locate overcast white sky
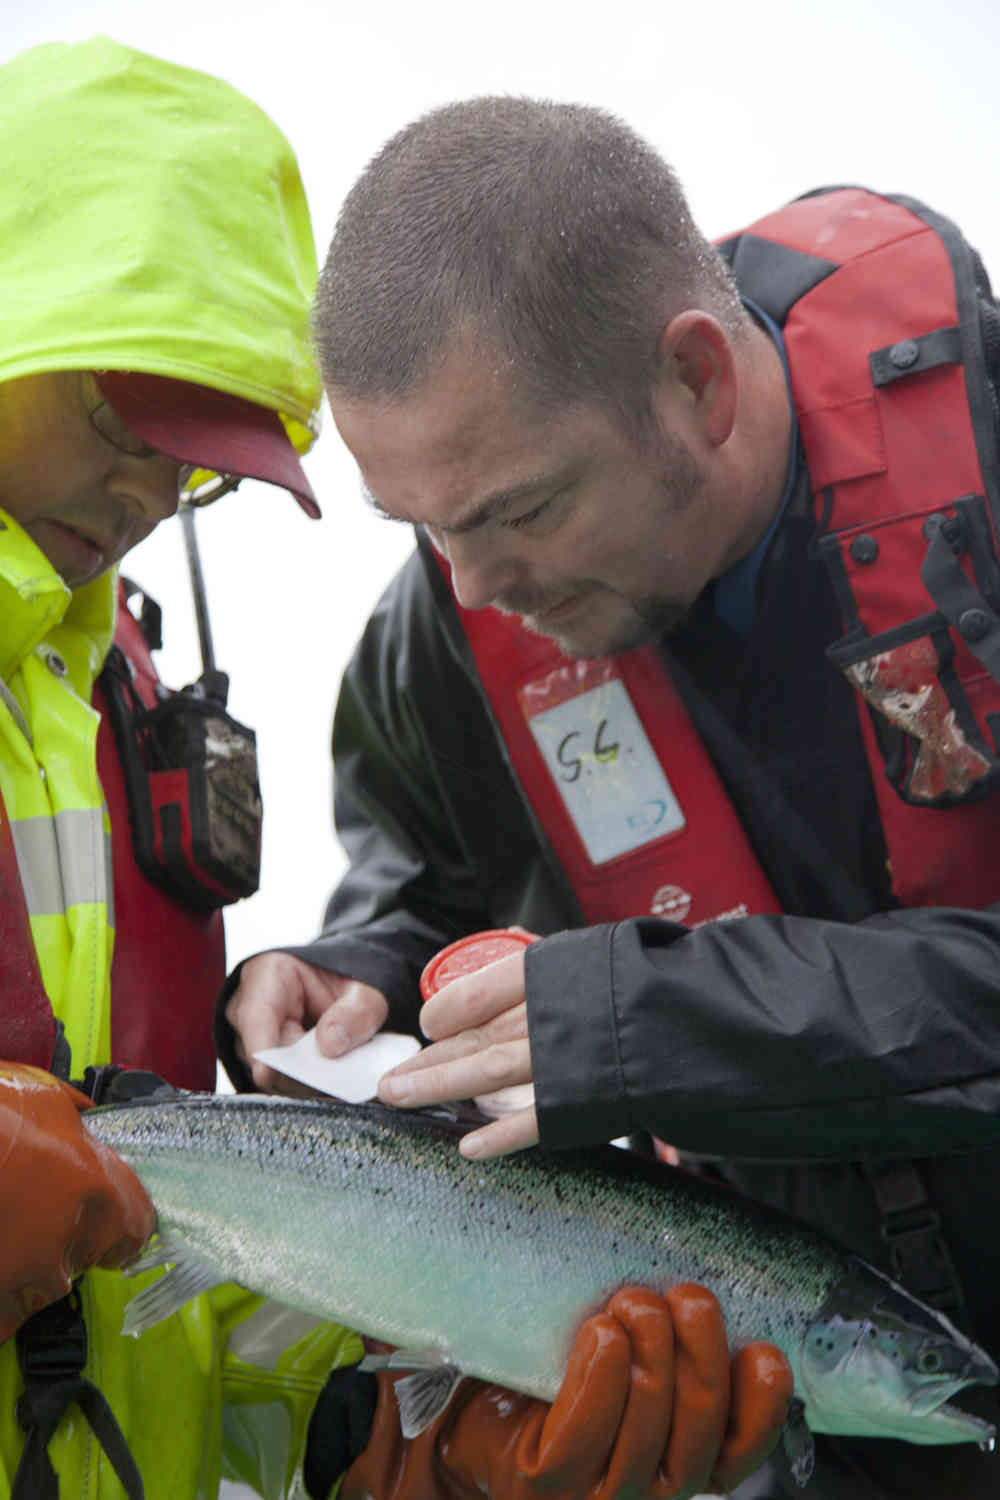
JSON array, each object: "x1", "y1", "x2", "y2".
[{"x1": 4, "y1": 0, "x2": 999, "y2": 969}]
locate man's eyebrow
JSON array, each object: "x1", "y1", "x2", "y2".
[{"x1": 360, "y1": 473, "x2": 563, "y2": 533}]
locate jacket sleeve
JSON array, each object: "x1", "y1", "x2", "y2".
[{"x1": 526, "y1": 906, "x2": 1000, "y2": 1160}]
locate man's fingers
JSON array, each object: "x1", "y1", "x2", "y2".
[
  {"x1": 379, "y1": 1037, "x2": 532, "y2": 1109},
  {"x1": 314, "y1": 983, "x2": 389, "y2": 1057},
  {"x1": 419, "y1": 951, "x2": 527, "y2": 1039},
  {"x1": 385, "y1": 1029, "x2": 486, "y2": 1078},
  {"x1": 386, "y1": 1003, "x2": 527, "y2": 1086},
  {"x1": 227, "y1": 955, "x2": 390, "y2": 1091},
  {"x1": 478, "y1": 1001, "x2": 530, "y2": 1044},
  {"x1": 458, "y1": 1106, "x2": 539, "y2": 1159},
  {"x1": 225, "y1": 953, "x2": 310, "y2": 1059}
]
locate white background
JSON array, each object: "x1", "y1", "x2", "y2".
[{"x1": 4, "y1": 0, "x2": 999, "y2": 973}]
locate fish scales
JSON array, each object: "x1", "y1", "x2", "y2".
[
  {"x1": 85, "y1": 1093, "x2": 998, "y2": 1453},
  {"x1": 87, "y1": 1094, "x2": 835, "y2": 1393}
]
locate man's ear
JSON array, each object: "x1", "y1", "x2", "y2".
[{"x1": 655, "y1": 311, "x2": 738, "y2": 449}]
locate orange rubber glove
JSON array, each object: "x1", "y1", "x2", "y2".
[
  {"x1": 0, "y1": 1062, "x2": 155, "y2": 1343},
  {"x1": 341, "y1": 1283, "x2": 793, "y2": 1500}
]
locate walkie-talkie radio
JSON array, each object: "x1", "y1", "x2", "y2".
[{"x1": 100, "y1": 504, "x2": 261, "y2": 911}]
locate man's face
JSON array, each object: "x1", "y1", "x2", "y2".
[
  {"x1": 0, "y1": 371, "x2": 183, "y2": 587},
  {"x1": 333, "y1": 344, "x2": 740, "y2": 658}
]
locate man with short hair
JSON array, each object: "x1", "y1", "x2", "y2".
[{"x1": 225, "y1": 97, "x2": 1000, "y2": 1496}]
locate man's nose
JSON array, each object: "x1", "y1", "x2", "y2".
[
  {"x1": 111, "y1": 453, "x2": 183, "y2": 525},
  {"x1": 442, "y1": 531, "x2": 522, "y2": 612}
]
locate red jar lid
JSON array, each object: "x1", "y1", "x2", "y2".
[{"x1": 420, "y1": 928, "x2": 538, "y2": 1000}]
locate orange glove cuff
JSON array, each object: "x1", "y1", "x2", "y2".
[{"x1": 0, "y1": 1062, "x2": 155, "y2": 1343}]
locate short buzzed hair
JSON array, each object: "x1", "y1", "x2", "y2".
[{"x1": 313, "y1": 96, "x2": 748, "y2": 432}]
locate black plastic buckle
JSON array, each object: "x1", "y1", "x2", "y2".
[
  {"x1": 866, "y1": 1161, "x2": 968, "y2": 1321},
  {"x1": 16, "y1": 1291, "x2": 88, "y2": 1383},
  {"x1": 885, "y1": 1225, "x2": 967, "y2": 1317}
]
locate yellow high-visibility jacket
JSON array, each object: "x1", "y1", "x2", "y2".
[{"x1": 0, "y1": 36, "x2": 363, "y2": 1500}]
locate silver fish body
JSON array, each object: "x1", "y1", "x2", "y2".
[{"x1": 85, "y1": 1094, "x2": 997, "y2": 1453}]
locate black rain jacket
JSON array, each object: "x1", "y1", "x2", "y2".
[{"x1": 217, "y1": 190, "x2": 1000, "y2": 1497}]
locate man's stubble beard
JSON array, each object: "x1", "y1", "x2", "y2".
[{"x1": 526, "y1": 420, "x2": 705, "y2": 658}]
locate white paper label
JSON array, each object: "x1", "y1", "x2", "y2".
[
  {"x1": 527, "y1": 679, "x2": 684, "y2": 864},
  {"x1": 253, "y1": 1030, "x2": 422, "y2": 1101}
]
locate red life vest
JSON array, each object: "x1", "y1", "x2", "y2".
[
  {"x1": 0, "y1": 783, "x2": 57, "y2": 1068},
  {"x1": 443, "y1": 188, "x2": 1000, "y2": 922},
  {"x1": 2, "y1": 586, "x2": 224, "y2": 1083},
  {"x1": 93, "y1": 591, "x2": 224, "y2": 1090}
]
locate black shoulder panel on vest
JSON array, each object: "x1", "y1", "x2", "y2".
[{"x1": 717, "y1": 232, "x2": 837, "y2": 327}]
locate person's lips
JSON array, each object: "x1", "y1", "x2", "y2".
[
  {"x1": 498, "y1": 590, "x2": 584, "y2": 623},
  {"x1": 515, "y1": 593, "x2": 590, "y2": 636},
  {"x1": 534, "y1": 593, "x2": 584, "y2": 623},
  {"x1": 46, "y1": 519, "x2": 108, "y2": 559},
  {"x1": 31, "y1": 518, "x2": 123, "y2": 583}
]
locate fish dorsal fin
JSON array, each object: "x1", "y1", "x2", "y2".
[
  {"x1": 121, "y1": 1235, "x2": 227, "y2": 1336},
  {"x1": 359, "y1": 1349, "x2": 465, "y2": 1437}
]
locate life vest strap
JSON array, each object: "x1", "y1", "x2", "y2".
[
  {"x1": 13, "y1": 1289, "x2": 144, "y2": 1500},
  {"x1": 861, "y1": 1161, "x2": 969, "y2": 1331}
]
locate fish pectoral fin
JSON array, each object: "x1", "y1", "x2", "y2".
[
  {"x1": 121, "y1": 1240, "x2": 226, "y2": 1337},
  {"x1": 123, "y1": 1229, "x2": 186, "y2": 1277},
  {"x1": 781, "y1": 1397, "x2": 815, "y2": 1489},
  {"x1": 358, "y1": 1350, "x2": 465, "y2": 1439}
]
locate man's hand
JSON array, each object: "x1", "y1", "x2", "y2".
[
  {"x1": 378, "y1": 950, "x2": 537, "y2": 1158},
  {"x1": 226, "y1": 952, "x2": 389, "y2": 1094},
  {"x1": 0, "y1": 1062, "x2": 155, "y2": 1343},
  {"x1": 343, "y1": 1283, "x2": 793, "y2": 1499}
]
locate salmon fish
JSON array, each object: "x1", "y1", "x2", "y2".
[{"x1": 85, "y1": 1094, "x2": 997, "y2": 1481}]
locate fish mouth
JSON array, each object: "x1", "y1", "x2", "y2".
[
  {"x1": 905, "y1": 1375, "x2": 998, "y2": 1448},
  {"x1": 909, "y1": 1376, "x2": 992, "y2": 1420},
  {"x1": 910, "y1": 1398, "x2": 997, "y2": 1449}
]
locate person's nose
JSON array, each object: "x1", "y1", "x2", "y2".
[
  {"x1": 438, "y1": 529, "x2": 522, "y2": 611},
  {"x1": 110, "y1": 453, "x2": 182, "y2": 526}
]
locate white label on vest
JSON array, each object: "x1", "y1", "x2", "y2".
[{"x1": 526, "y1": 678, "x2": 685, "y2": 864}]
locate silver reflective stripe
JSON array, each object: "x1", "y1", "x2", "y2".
[
  {"x1": 11, "y1": 808, "x2": 108, "y2": 915},
  {"x1": 0, "y1": 677, "x2": 32, "y2": 746}
]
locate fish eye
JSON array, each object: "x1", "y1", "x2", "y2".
[{"x1": 918, "y1": 1348, "x2": 943, "y2": 1374}]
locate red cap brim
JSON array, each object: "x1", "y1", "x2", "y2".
[{"x1": 95, "y1": 371, "x2": 321, "y2": 518}]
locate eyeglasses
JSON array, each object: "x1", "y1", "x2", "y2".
[
  {"x1": 82, "y1": 373, "x2": 242, "y2": 507},
  {"x1": 176, "y1": 467, "x2": 242, "y2": 507}
]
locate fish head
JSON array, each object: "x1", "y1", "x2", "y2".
[{"x1": 797, "y1": 1256, "x2": 998, "y2": 1447}]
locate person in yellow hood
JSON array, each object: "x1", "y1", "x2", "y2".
[{"x1": 0, "y1": 34, "x2": 370, "y2": 1500}]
